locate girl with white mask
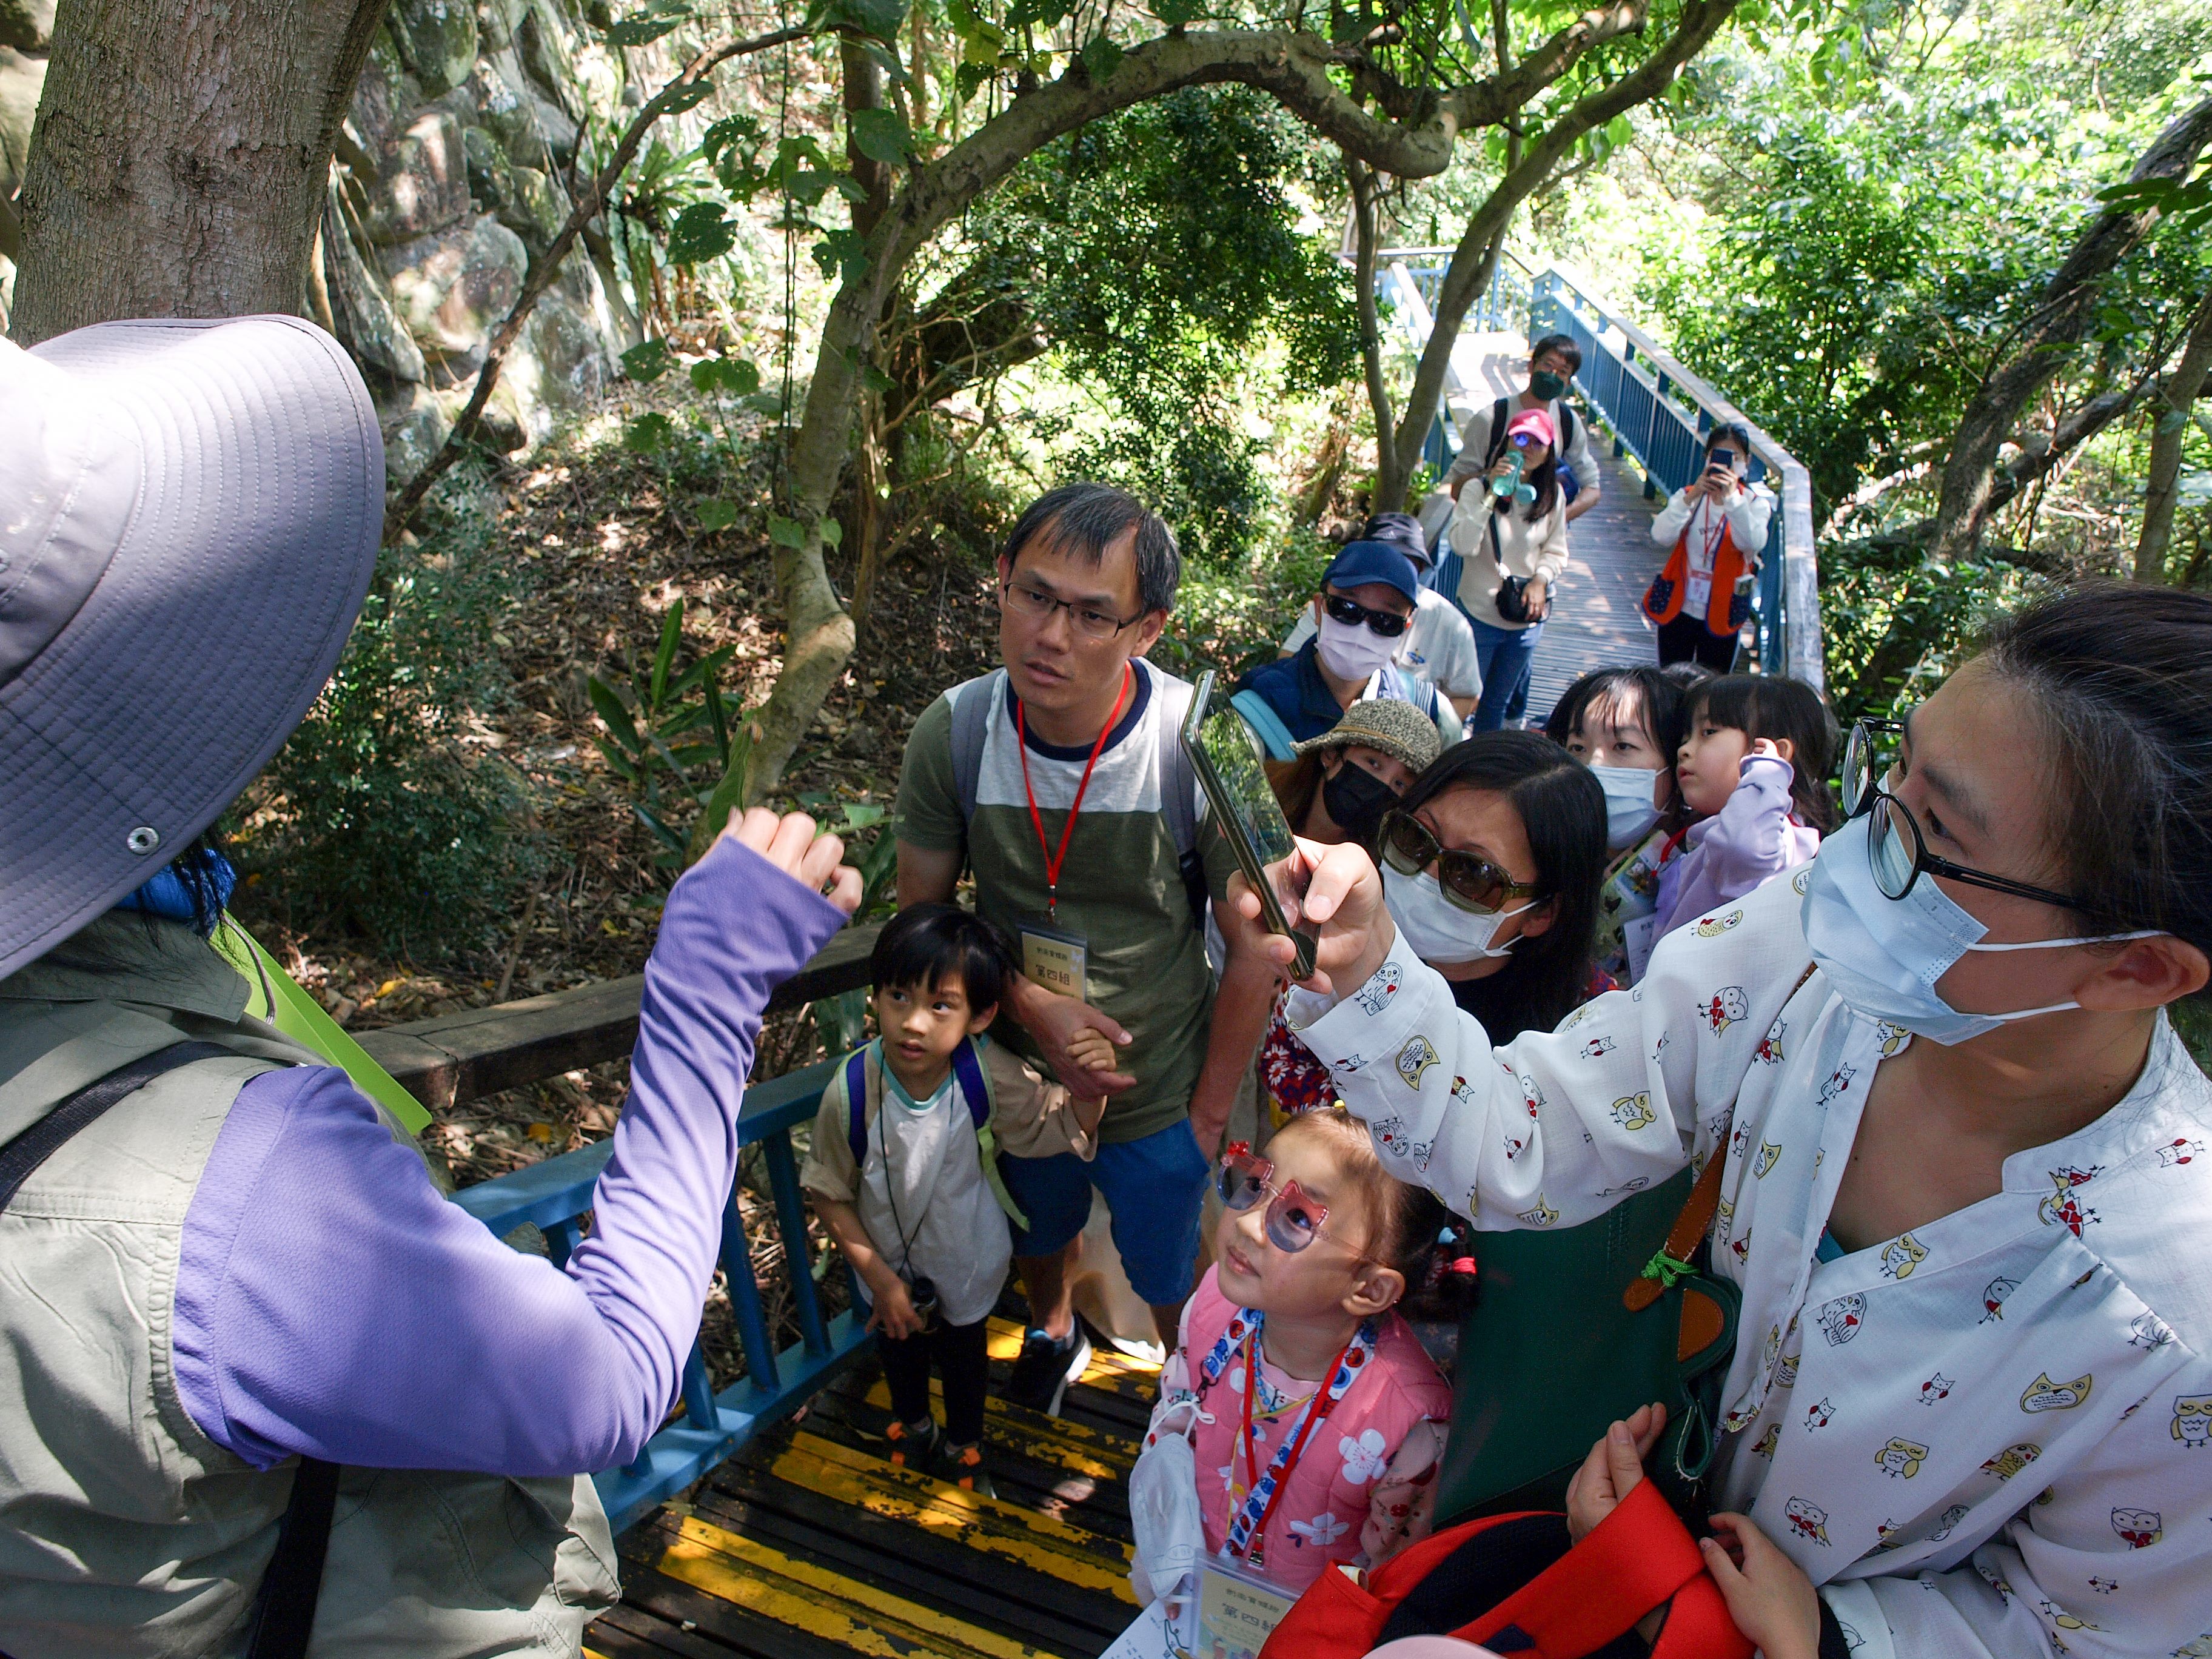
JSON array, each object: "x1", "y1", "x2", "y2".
[
  {"x1": 1372, "y1": 732, "x2": 1608, "y2": 1042},
  {"x1": 1546, "y1": 665, "x2": 1694, "y2": 987},
  {"x1": 1235, "y1": 584, "x2": 2212, "y2": 1659}
]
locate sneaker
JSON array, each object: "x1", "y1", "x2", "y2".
[
  {"x1": 1004, "y1": 1324, "x2": 1091, "y2": 1417},
  {"x1": 883, "y1": 1416, "x2": 939, "y2": 1469},
  {"x1": 941, "y1": 1441, "x2": 996, "y2": 1499}
]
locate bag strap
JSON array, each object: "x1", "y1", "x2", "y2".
[
  {"x1": 1624, "y1": 962, "x2": 1818, "y2": 1312},
  {"x1": 1155, "y1": 672, "x2": 1197, "y2": 859},
  {"x1": 1484, "y1": 396, "x2": 1510, "y2": 469},
  {"x1": 845, "y1": 1048, "x2": 871, "y2": 1170},
  {"x1": 241, "y1": 1455, "x2": 341, "y2": 1659},
  {"x1": 0, "y1": 1039, "x2": 232, "y2": 1212},
  {"x1": 1489, "y1": 511, "x2": 1507, "y2": 571},
  {"x1": 948, "y1": 1038, "x2": 990, "y2": 1133},
  {"x1": 1454, "y1": 1479, "x2": 1740, "y2": 1658},
  {"x1": 950, "y1": 675, "x2": 995, "y2": 826},
  {"x1": 1229, "y1": 688, "x2": 1301, "y2": 763}
]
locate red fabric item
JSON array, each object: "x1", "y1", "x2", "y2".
[{"x1": 1257, "y1": 1482, "x2": 1751, "y2": 1659}]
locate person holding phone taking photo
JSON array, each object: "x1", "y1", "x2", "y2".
[{"x1": 1643, "y1": 422, "x2": 1775, "y2": 671}]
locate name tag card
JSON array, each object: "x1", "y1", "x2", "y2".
[
  {"x1": 1021, "y1": 920, "x2": 1088, "y2": 1002},
  {"x1": 1196, "y1": 1559, "x2": 1295, "y2": 1659}
]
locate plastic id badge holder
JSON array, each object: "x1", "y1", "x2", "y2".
[
  {"x1": 1021, "y1": 921, "x2": 1088, "y2": 1002},
  {"x1": 1195, "y1": 1558, "x2": 1295, "y2": 1659}
]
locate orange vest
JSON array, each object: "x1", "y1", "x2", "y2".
[{"x1": 1641, "y1": 506, "x2": 1749, "y2": 639}]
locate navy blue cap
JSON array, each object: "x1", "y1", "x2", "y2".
[{"x1": 1324, "y1": 540, "x2": 1421, "y2": 603}]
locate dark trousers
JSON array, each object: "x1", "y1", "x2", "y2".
[
  {"x1": 1657, "y1": 612, "x2": 1740, "y2": 672},
  {"x1": 879, "y1": 1313, "x2": 991, "y2": 1446}
]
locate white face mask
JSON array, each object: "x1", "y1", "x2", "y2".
[
  {"x1": 1589, "y1": 764, "x2": 1663, "y2": 847},
  {"x1": 1801, "y1": 815, "x2": 2159, "y2": 1045},
  {"x1": 1315, "y1": 612, "x2": 1401, "y2": 683},
  {"x1": 1382, "y1": 863, "x2": 1535, "y2": 966}
]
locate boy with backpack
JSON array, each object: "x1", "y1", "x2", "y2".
[{"x1": 801, "y1": 904, "x2": 1112, "y2": 1492}]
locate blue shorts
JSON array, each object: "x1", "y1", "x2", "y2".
[{"x1": 997, "y1": 1119, "x2": 1210, "y2": 1307}]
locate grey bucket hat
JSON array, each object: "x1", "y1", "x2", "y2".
[
  {"x1": 1, "y1": 315, "x2": 382, "y2": 979},
  {"x1": 1289, "y1": 696, "x2": 1443, "y2": 776}
]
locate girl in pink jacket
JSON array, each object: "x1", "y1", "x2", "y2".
[
  {"x1": 1650, "y1": 674, "x2": 1838, "y2": 942},
  {"x1": 1138, "y1": 1110, "x2": 1476, "y2": 1599}
]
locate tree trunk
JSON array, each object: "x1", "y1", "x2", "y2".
[
  {"x1": 1928, "y1": 93, "x2": 2212, "y2": 565},
  {"x1": 11, "y1": 0, "x2": 392, "y2": 343},
  {"x1": 2136, "y1": 287, "x2": 2212, "y2": 583},
  {"x1": 1347, "y1": 155, "x2": 1404, "y2": 504}
]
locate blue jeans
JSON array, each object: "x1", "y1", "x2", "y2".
[
  {"x1": 996, "y1": 1119, "x2": 1210, "y2": 1306},
  {"x1": 1470, "y1": 617, "x2": 1543, "y2": 731}
]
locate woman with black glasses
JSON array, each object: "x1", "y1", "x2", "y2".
[
  {"x1": 1373, "y1": 732, "x2": 1607, "y2": 1041},
  {"x1": 1243, "y1": 583, "x2": 2212, "y2": 1659}
]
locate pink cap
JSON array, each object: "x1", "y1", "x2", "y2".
[{"x1": 1505, "y1": 407, "x2": 1556, "y2": 449}]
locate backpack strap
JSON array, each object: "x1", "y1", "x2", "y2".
[
  {"x1": 1230, "y1": 688, "x2": 1301, "y2": 762},
  {"x1": 1484, "y1": 395, "x2": 1511, "y2": 469},
  {"x1": 0, "y1": 1039, "x2": 233, "y2": 1212},
  {"x1": 844, "y1": 1047, "x2": 872, "y2": 1170},
  {"x1": 950, "y1": 674, "x2": 997, "y2": 826},
  {"x1": 1155, "y1": 672, "x2": 1197, "y2": 859},
  {"x1": 949, "y1": 1037, "x2": 1029, "y2": 1231}
]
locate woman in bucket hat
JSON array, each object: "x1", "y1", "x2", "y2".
[
  {"x1": 1267, "y1": 696, "x2": 1446, "y2": 853},
  {"x1": 0, "y1": 318, "x2": 861, "y2": 1657}
]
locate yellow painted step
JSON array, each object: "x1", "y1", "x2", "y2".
[
  {"x1": 862, "y1": 1376, "x2": 1136, "y2": 1480},
  {"x1": 649, "y1": 1513, "x2": 1066, "y2": 1658},
  {"x1": 764, "y1": 1429, "x2": 1136, "y2": 1601}
]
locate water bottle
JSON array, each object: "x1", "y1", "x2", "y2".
[{"x1": 1489, "y1": 443, "x2": 1538, "y2": 506}]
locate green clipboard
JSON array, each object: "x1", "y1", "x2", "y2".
[{"x1": 208, "y1": 914, "x2": 432, "y2": 1135}]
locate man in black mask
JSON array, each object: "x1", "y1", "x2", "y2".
[{"x1": 1444, "y1": 335, "x2": 1603, "y2": 527}]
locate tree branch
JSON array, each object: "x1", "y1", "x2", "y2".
[
  {"x1": 382, "y1": 21, "x2": 814, "y2": 540},
  {"x1": 2136, "y1": 286, "x2": 2212, "y2": 583}
]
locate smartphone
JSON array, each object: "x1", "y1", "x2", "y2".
[
  {"x1": 1182, "y1": 671, "x2": 1318, "y2": 981},
  {"x1": 1707, "y1": 447, "x2": 1738, "y2": 472}
]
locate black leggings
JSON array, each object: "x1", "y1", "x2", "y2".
[
  {"x1": 879, "y1": 1313, "x2": 991, "y2": 1446},
  {"x1": 1657, "y1": 612, "x2": 1740, "y2": 672}
]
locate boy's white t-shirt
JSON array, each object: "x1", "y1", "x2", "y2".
[{"x1": 854, "y1": 1041, "x2": 1012, "y2": 1329}]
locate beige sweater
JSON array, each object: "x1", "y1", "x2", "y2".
[{"x1": 1445, "y1": 492, "x2": 1569, "y2": 631}]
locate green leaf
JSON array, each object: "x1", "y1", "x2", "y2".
[
  {"x1": 623, "y1": 411, "x2": 675, "y2": 453},
  {"x1": 621, "y1": 339, "x2": 676, "y2": 382},
  {"x1": 689, "y1": 355, "x2": 762, "y2": 395},
  {"x1": 1150, "y1": 0, "x2": 1205, "y2": 25},
  {"x1": 1078, "y1": 32, "x2": 1122, "y2": 80},
  {"x1": 649, "y1": 601, "x2": 683, "y2": 711},
  {"x1": 820, "y1": 518, "x2": 844, "y2": 548},
  {"x1": 842, "y1": 802, "x2": 888, "y2": 830},
  {"x1": 603, "y1": 3, "x2": 691, "y2": 47},
  {"x1": 769, "y1": 515, "x2": 808, "y2": 548},
  {"x1": 811, "y1": 227, "x2": 870, "y2": 288},
  {"x1": 954, "y1": 61, "x2": 992, "y2": 102},
  {"x1": 665, "y1": 201, "x2": 738, "y2": 265},
  {"x1": 809, "y1": 0, "x2": 908, "y2": 41},
  {"x1": 695, "y1": 498, "x2": 740, "y2": 531},
  {"x1": 703, "y1": 674, "x2": 732, "y2": 769},
  {"x1": 741, "y1": 390, "x2": 786, "y2": 417},
  {"x1": 849, "y1": 106, "x2": 916, "y2": 167},
  {"x1": 689, "y1": 716, "x2": 760, "y2": 860},
  {"x1": 632, "y1": 802, "x2": 689, "y2": 854},
  {"x1": 593, "y1": 736, "x2": 639, "y2": 782},
  {"x1": 588, "y1": 676, "x2": 644, "y2": 750}
]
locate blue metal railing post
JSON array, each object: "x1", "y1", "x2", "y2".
[{"x1": 761, "y1": 1133, "x2": 832, "y2": 1356}]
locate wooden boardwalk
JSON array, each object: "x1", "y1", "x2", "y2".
[
  {"x1": 1452, "y1": 334, "x2": 1666, "y2": 725},
  {"x1": 585, "y1": 1311, "x2": 1153, "y2": 1658}
]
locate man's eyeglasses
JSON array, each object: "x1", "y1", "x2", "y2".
[
  {"x1": 1323, "y1": 592, "x2": 1410, "y2": 640},
  {"x1": 1843, "y1": 717, "x2": 2095, "y2": 912},
  {"x1": 1217, "y1": 1145, "x2": 1379, "y2": 1262},
  {"x1": 1001, "y1": 578, "x2": 1146, "y2": 642},
  {"x1": 1378, "y1": 809, "x2": 1543, "y2": 914}
]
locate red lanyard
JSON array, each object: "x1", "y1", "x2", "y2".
[
  {"x1": 1235, "y1": 1326, "x2": 1358, "y2": 1570},
  {"x1": 1014, "y1": 662, "x2": 1130, "y2": 922}
]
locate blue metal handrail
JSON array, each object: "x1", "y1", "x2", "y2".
[
  {"x1": 451, "y1": 1055, "x2": 870, "y2": 1531},
  {"x1": 1529, "y1": 265, "x2": 1823, "y2": 688}
]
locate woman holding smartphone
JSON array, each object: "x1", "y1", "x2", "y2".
[{"x1": 1642, "y1": 422, "x2": 1775, "y2": 671}]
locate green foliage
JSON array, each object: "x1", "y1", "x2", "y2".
[
  {"x1": 244, "y1": 480, "x2": 544, "y2": 952},
  {"x1": 1153, "y1": 527, "x2": 1338, "y2": 681},
  {"x1": 1815, "y1": 538, "x2": 2042, "y2": 726},
  {"x1": 960, "y1": 87, "x2": 1359, "y2": 565}
]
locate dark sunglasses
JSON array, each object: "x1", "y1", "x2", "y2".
[
  {"x1": 1323, "y1": 592, "x2": 1410, "y2": 639},
  {"x1": 1217, "y1": 1145, "x2": 1379, "y2": 1262},
  {"x1": 1378, "y1": 809, "x2": 1543, "y2": 914}
]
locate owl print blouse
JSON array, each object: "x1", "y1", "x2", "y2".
[{"x1": 1287, "y1": 867, "x2": 2212, "y2": 1659}]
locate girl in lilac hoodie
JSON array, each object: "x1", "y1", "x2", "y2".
[{"x1": 1649, "y1": 674, "x2": 1838, "y2": 942}]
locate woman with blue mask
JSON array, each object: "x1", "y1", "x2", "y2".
[
  {"x1": 1238, "y1": 582, "x2": 2212, "y2": 1659},
  {"x1": 1547, "y1": 666, "x2": 1692, "y2": 987}
]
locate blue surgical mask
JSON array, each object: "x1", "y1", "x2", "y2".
[
  {"x1": 1589, "y1": 764, "x2": 1662, "y2": 848},
  {"x1": 1800, "y1": 816, "x2": 2156, "y2": 1045}
]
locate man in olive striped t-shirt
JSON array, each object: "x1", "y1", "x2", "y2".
[{"x1": 896, "y1": 484, "x2": 1249, "y2": 1415}]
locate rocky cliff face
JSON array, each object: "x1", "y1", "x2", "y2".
[
  {"x1": 328, "y1": 0, "x2": 631, "y2": 488},
  {"x1": 0, "y1": 0, "x2": 631, "y2": 491}
]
